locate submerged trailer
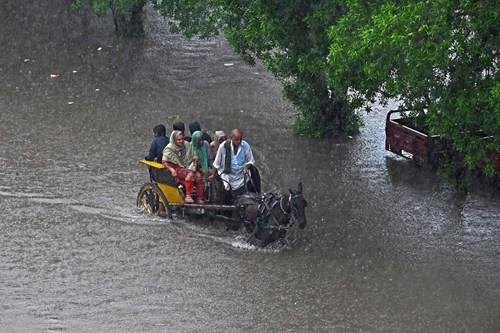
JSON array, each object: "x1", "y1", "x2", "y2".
[
  {"x1": 385, "y1": 110, "x2": 500, "y2": 173},
  {"x1": 385, "y1": 110, "x2": 449, "y2": 168}
]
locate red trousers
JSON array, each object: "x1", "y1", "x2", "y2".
[{"x1": 171, "y1": 165, "x2": 204, "y2": 200}]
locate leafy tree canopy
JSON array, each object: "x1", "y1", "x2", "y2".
[
  {"x1": 72, "y1": 0, "x2": 148, "y2": 36},
  {"x1": 155, "y1": 0, "x2": 360, "y2": 137},
  {"x1": 74, "y1": 0, "x2": 499, "y2": 175},
  {"x1": 328, "y1": 0, "x2": 499, "y2": 174}
]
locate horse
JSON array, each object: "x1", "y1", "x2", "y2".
[{"x1": 234, "y1": 182, "x2": 308, "y2": 247}]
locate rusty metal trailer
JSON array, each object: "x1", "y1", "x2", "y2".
[
  {"x1": 385, "y1": 110, "x2": 449, "y2": 168},
  {"x1": 386, "y1": 110, "x2": 500, "y2": 173}
]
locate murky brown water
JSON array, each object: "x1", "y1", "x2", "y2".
[{"x1": 1, "y1": 1, "x2": 500, "y2": 332}]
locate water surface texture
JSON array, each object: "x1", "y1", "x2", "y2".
[{"x1": 1, "y1": 2, "x2": 499, "y2": 332}]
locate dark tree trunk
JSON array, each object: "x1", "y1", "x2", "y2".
[
  {"x1": 314, "y1": 78, "x2": 350, "y2": 136},
  {"x1": 111, "y1": 4, "x2": 145, "y2": 37}
]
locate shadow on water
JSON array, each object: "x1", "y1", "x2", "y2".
[{"x1": 1, "y1": 1, "x2": 500, "y2": 332}]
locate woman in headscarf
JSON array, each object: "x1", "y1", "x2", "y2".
[
  {"x1": 207, "y1": 130, "x2": 226, "y2": 202},
  {"x1": 162, "y1": 130, "x2": 204, "y2": 204},
  {"x1": 191, "y1": 130, "x2": 210, "y2": 174},
  {"x1": 208, "y1": 130, "x2": 226, "y2": 167}
]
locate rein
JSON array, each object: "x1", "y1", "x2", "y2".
[{"x1": 279, "y1": 195, "x2": 290, "y2": 216}]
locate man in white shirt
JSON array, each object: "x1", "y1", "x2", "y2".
[{"x1": 210, "y1": 129, "x2": 255, "y2": 194}]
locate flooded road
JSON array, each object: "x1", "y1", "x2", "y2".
[{"x1": 1, "y1": 1, "x2": 500, "y2": 332}]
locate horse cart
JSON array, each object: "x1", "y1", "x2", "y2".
[{"x1": 136, "y1": 160, "x2": 307, "y2": 246}]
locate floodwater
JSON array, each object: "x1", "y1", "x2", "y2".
[{"x1": 1, "y1": 1, "x2": 499, "y2": 332}]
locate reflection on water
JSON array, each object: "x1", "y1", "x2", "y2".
[{"x1": 1, "y1": 1, "x2": 499, "y2": 332}]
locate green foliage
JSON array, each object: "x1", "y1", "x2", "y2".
[
  {"x1": 155, "y1": 0, "x2": 361, "y2": 137},
  {"x1": 72, "y1": 0, "x2": 147, "y2": 36},
  {"x1": 75, "y1": 0, "x2": 498, "y2": 176},
  {"x1": 152, "y1": 0, "x2": 222, "y2": 38},
  {"x1": 75, "y1": 0, "x2": 362, "y2": 136},
  {"x1": 328, "y1": 0, "x2": 500, "y2": 175}
]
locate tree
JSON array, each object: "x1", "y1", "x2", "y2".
[
  {"x1": 73, "y1": 0, "x2": 362, "y2": 136},
  {"x1": 74, "y1": 0, "x2": 499, "y2": 175},
  {"x1": 72, "y1": 0, "x2": 147, "y2": 37},
  {"x1": 328, "y1": 0, "x2": 499, "y2": 175},
  {"x1": 155, "y1": 0, "x2": 361, "y2": 137}
]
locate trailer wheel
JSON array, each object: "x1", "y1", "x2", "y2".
[{"x1": 137, "y1": 183, "x2": 171, "y2": 218}]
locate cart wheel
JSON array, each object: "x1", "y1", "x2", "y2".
[{"x1": 136, "y1": 183, "x2": 171, "y2": 218}]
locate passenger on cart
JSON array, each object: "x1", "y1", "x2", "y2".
[
  {"x1": 172, "y1": 121, "x2": 190, "y2": 142},
  {"x1": 208, "y1": 130, "x2": 226, "y2": 166},
  {"x1": 210, "y1": 129, "x2": 258, "y2": 202},
  {"x1": 145, "y1": 124, "x2": 169, "y2": 162},
  {"x1": 191, "y1": 130, "x2": 212, "y2": 202},
  {"x1": 190, "y1": 130, "x2": 211, "y2": 174},
  {"x1": 188, "y1": 121, "x2": 212, "y2": 144},
  {"x1": 162, "y1": 130, "x2": 204, "y2": 204}
]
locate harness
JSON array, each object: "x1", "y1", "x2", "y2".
[
  {"x1": 257, "y1": 193, "x2": 301, "y2": 232},
  {"x1": 236, "y1": 192, "x2": 304, "y2": 233}
]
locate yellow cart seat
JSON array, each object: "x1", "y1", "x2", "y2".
[{"x1": 139, "y1": 160, "x2": 184, "y2": 204}]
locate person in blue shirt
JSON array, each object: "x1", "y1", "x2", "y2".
[
  {"x1": 145, "y1": 124, "x2": 169, "y2": 162},
  {"x1": 211, "y1": 129, "x2": 255, "y2": 195}
]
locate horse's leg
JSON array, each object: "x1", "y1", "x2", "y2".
[
  {"x1": 278, "y1": 229, "x2": 288, "y2": 246},
  {"x1": 247, "y1": 223, "x2": 264, "y2": 247},
  {"x1": 225, "y1": 209, "x2": 241, "y2": 231},
  {"x1": 248, "y1": 219, "x2": 274, "y2": 247},
  {"x1": 242, "y1": 205, "x2": 259, "y2": 233},
  {"x1": 259, "y1": 234, "x2": 273, "y2": 247}
]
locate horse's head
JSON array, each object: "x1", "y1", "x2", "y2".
[{"x1": 289, "y1": 182, "x2": 307, "y2": 229}]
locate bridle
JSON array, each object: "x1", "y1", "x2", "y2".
[
  {"x1": 280, "y1": 193, "x2": 304, "y2": 215},
  {"x1": 279, "y1": 195, "x2": 290, "y2": 216}
]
